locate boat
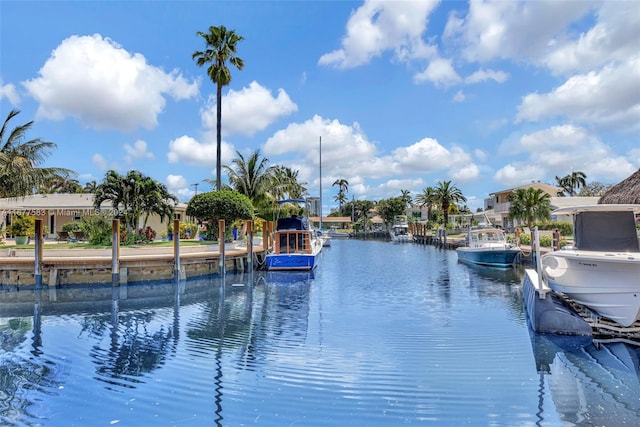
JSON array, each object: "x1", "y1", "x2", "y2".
[
  {"x1": 328, "y1": 227, "x2": 350, "y2": 239},
  {"x1": 540, "y1": 204, "x2": 640, "y2": 327},
  {"x1": 265, "y1": 199, "x2": 323, "y2": 271},
  {"x1": 389, "y1": 215, "x2": 413, "y2": 242},
  {"x1": 456, "y1": 227, "x2": 521, "y2": 267}
]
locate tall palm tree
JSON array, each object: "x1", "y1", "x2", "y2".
[
  {"x1": 508, "y1": 187, "x2": 551, "y2": 228},
  {"x1": 0, "y1": 109, "x2": 74, "y2": 198},
  {"x1": 192, "y1": 25, "x2": 244, "y2": 191},
  {"x1": 433, "y1": 180, "x2": 467, "y2": 226},
  {"x1": 332, "y1": 178, "x2": 349, "y2": 210},
  {"x1": 415, "y1": 186, "x2": 437, "y2": 222},
  {"x1": 223, "y1": 149, "x2": 276, "y2": 206}
]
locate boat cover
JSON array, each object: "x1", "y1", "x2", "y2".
[{"x1": 574, "y1": 211, "x2": 639, "y2": 251}]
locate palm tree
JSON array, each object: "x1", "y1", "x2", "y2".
[
  {"x1": 94, "y1": 170, "x2": 177, "y2": 232},
  {"x1": 271, "y1": 165, "x2": 307, "y2": 201},
  {"x1": 433, "y1": 180, "x2": 467, "y2": 227},
  {"x1": 0, "y1": 109, "x2": 74, "y2": 198},
  {"x1": 555, "y1": 171, "x2": 587, "y2": 196},
  {"x1": 400, "y1": 189, "x2": 412, "y2": 207},
  {"x1": 223, "y1": 149, "x2": 276, "y2": 206},
  {"x1": 192, "y1": 25, "x2": 244, "y2": 191},
  {"x1": 508, "y1": 187, "x2": 551, "y2": 228},
  {"x1": 415, "y1": 186, "x2": 437, "y2": 222},
  {"x1": 332, "y1": 178, "x2": 349, "y2": 210},
  {"x1": 83, "y1": 180, "x2": 98, "y2": 193}
]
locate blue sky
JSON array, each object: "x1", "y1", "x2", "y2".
[{"x1": 1, "y1": 0, "x2": 639, "y2": 213}]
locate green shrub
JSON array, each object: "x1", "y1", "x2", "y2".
[
  {"x1": 62, "y1": 221, "x2": 84, "y2": 233},
  {"x1": 6, "y1": 215, "x2": 35, "y2": 236},
  {"x1": 82, "y1": 216, "x2": 112, "y2": 245}
]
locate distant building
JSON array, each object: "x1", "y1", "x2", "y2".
[{"x1": 307, "y1": 197, "x2": 321, "y2": 217}]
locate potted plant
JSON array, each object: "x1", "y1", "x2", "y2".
[{"x1": 6, "y1": 214, "x2": 35, "y2": 245}]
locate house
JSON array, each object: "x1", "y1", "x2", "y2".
[
  {"x1": 0, "y1": 193, "x2": 188, "y2": 240},
  {"x1": 487, "y1": 182, "x2": 600, "y2": 229}
]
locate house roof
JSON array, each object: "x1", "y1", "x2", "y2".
[
  {"x1": 0, "y1": 193, "x2": 187, "y2": 211},
  {"x1": 490, "y1": 182, "x2": 561, "y2": 196},
  {"x1": 598, "y1": 169, "x2": 640, "y2": 204},
  {"x1": 550, "y1": 196, "x2": 600, "y2": 210}
]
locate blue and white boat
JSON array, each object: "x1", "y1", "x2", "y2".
[
  {"x1": 265, "y1": 199, "x2": 323, "y2": 271},
  {"x1": 456, "y1": 227, "x2": 521, "y2": 268}
]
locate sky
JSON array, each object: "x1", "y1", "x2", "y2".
[{"x1": 1, "y1": 0, "x2": 639, "y2": 214}]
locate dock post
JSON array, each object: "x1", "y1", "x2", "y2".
[
  {"x1": 219, "y1": 219, "x2": 226, "y2": 276},
  {"x1": 111, "y1": 219, "x2": 120, "y2": 285},
  {"x1": 173, "y1": 219, "x2": 181, "y2": 282},
  {"x1": 34, "y1": 219, "x2": 43, "y2": 289},
  {"x1": 246, "y1": 220, "x2": 253, "y2": 272}
]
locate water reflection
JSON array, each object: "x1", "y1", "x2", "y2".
[{"x1": 530, "y1": 333, "x2": 640, "y2": 426}]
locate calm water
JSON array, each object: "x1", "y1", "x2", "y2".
[{"x1": 1, "y1": 239, "x2": 639, "y2": 426}]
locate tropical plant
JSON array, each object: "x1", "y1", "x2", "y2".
[
  {"x1": 0, "y1": 109, "x2": 74, "y2": 198},
  {"x1": 555, "y1": 171, "x2": 587, "y2": 196},
  {"x1": 433, "y1": 180, "x2": 467, "y2": 226},
  {"x1": 93, "y1": 170, "x2": 177, "y2": 232},
  {"x1": 508, "y1": 187, "x2": 551, "y2": 228},
  {"x1": 83, "y1": 180, "x2": 98, "y2": 193},
  {"x1": 82, "y1": 215, "x2": 112, "y2": 246},
  {"x1": 376, "y1": 197, "x2": 406, "y2": 228},
  {"x1": 399, "y1": 189, "x2": 412, "y2": 207},
  {"x1": 186, "y1": 190, "x2": 253, "y2": 240},
  {"x1": 415, "y1": 186, "x2": 438, "y2": 221},
  {"x1": 332, "y1": 179, "x2": 349, "y2": 210},
  {"x1": 192, "y1": 25, "x2": 244, "y2": 191},
  {"x1": 6, "y1": 214, "x2": 35, "y2": 236},
  {"x1": 222, "y1": 149, "x2": 276, "y2": 207},
  {"x1": 270, "y1": 165, "x2": 307, "y2": 201}
]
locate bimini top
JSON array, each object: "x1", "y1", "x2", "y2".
[{"x1": 552, "y1": 204, "x2": 640, "y2": 215}]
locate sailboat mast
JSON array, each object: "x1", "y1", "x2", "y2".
[{"x1": 319, "y1": 136, "x2": 322, "y2": 230}]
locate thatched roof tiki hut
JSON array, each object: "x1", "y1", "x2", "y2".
[{"x1": 598, "y1": 169, "x2": 640, "y2": 204}]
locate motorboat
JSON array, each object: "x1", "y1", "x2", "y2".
[
  {"x1": 389, "y1": 215, "x2": 413, "y2": 242},
  {"x1": 265, "y1": 199, "x2": 323, "y2": 271},
  {"x1": 456, "y1": 227, "x2": 521, "y2": 268},
  {"x1": 540, "y1": 204, "x2": 640, "y2": 327}
]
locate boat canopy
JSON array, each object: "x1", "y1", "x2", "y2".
[
  {"x1": 276, "y1": 216, "x2": 308, "y2": 231},
  {"x1": 574, "y1": 210, "x2": 639, "y2": 251}
]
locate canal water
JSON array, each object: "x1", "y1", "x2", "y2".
[{"x1": 1, "y1": 239, "x2": 639, "y2": 426}]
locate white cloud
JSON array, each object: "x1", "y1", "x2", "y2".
[
  {"x1": 413, "y1": 57, "x2": 461, "y2": 87},
  {"x1": 166, "y1": 174, "x2": 193, "y2": 201},
  {"x1": 92, "y1": 153, "x2": 108, "y2": 170},
  {"x1": 0, "y1": 81, "x2": 20, "y2": 105},
  {"x1": 22, "y1": 34, "x2": 198, "y2": 132},
  {"x1": 167, "y1": 135, "x2": 234, "y2": 167},
  {"x1": 452, "y1": 90, "x2": 466, "y2": 103},
  {"x1": 465, "y1": 68, "x2": 508, "y2": 84},
  {"x1": 497, "y1": 124, "x2": 637, "y2": 186},
  {"x1": 443, "y1": 0, "x2": 596, "y2": 65},
  {"x1": 517, "y1": 56, "x2": 640, "y2": 131},
  {"x1": 318, "y1": 0, "x2": 440, "y2": 69},
  {"x1": 543, "y1": 1, "x2": 640, "y2": 75},
  {"x1": 201, "y1": 81, "x2": 298, "y2": 137},
  {"x1": 124, "y1": 140, "x2": 154, "y2": 163}
]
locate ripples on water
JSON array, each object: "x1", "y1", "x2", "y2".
[{"x1": 1, "y1": 239, "x2": 639, "y2": 426}]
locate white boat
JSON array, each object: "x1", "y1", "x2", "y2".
[
  {"x1": 389, "y1": 215, "x2": 413, "y2": 242},
  {"x1": 456, "y1": 227, "x2": 521, "y2": 268},
  {"x1": 265, "y1": 199, "x2": 323, "y2": 271},
  {"x1": 540, "y1": 204, "x2": 640, "y2": 327}
]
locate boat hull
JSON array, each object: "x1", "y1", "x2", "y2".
[
  {"x1": 542, "y1": 250, "x2": 640, "y2": 327},
  {"x1": 265, "y1": 253, "x2": 319, "y2": 271},
  {"x1": 456, "y1": 247, "x2": 521, "y2": 268}
]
